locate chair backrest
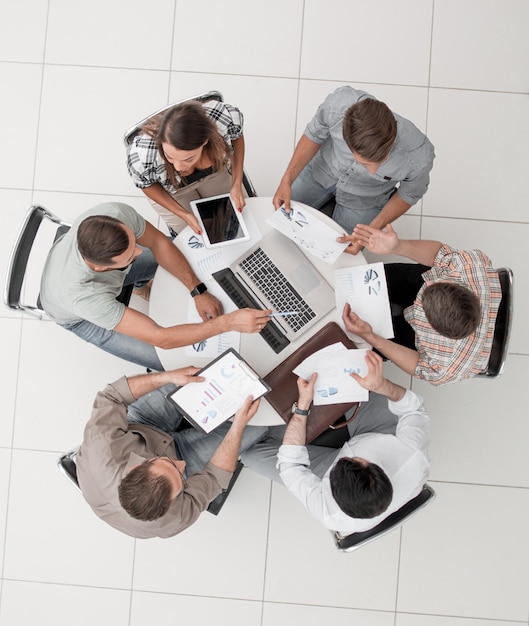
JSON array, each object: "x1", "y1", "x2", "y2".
[
  {"x1": 4, "y1": 205, "x2": 71, "y2": 319},
  {"x1": 333, "y1": 483, "x2": 436, "y2": 552},
  {"x1": 123, "y1": 90, "x2": 257, "y2": 198},
  {"x1": 57, "y1": 447, "x2": 81, "y2": 493},
  {"x1": 479, "y1": 267, "x2": 514, "y2": 378}
]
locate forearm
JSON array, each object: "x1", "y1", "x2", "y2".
[
  {"x1": 369, "y1": 193, "x2": 411, "y2": 231},
  {"x1": 282, "y1": 414, "x2": 308, "y2": 446},
  {"x1": 126, "y1": 370, "x2": 178, "y2": 399},
  {"x1": 150, "y1": 236, "x2": 201, "y2": 292},
  {"x1": 230, "y1": 136, "x2": 245, "y2": 188},
  {"x1": 210, "y1": 422, "x2": 246, "y2": 473},
  {"x1": 142, "y1": 184, "x2": 188, "y2": 218},
  {"x1": 364, "y1": 333, "x2": 419, "y2": 377},
  {"x1": 392, "y1": 237, "x2": 442, "y2": 266},
  {"x1": 280, "y1": 135, "x2": 320, "y2": 185},
  {"x1": 115, "y1": 307, "x2": 230, "y2": 350}
]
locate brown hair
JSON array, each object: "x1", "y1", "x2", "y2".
[
  {"x1": 343, "y1": 98, "x2": 397, "y2": 162},
  {"x1": 422, "y1": 282, "x2": 481, "y2": 339},
  {"x1": 118, "y1": 461, "x2": 173, "y2": 521},
  {"x1": 142, "y1": 101, "x2": 230, "y2": 188},
  {"x1": 77, "y1": 215, "x2": 130, "y2": 265}
]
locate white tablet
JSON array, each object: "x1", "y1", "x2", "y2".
[{"x1": 189, "y1": 193, "x2": 251, "y2": 249}]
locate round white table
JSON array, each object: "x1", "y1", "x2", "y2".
[{"x1": 149, "y1": 197, "x2": 366, "y2": 425}]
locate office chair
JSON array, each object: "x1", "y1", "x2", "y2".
[
  {"x1": 333, "y1": 484, "x2": 436, "y2": 553},
  {"x1": 123, "y1": 90, "x2": 257, "y2": 198},
  {"x1": 4, "y1": 205, "x2": 135, "y2": 319},
  {"x1": 4, "y1": 205, "x2": 71, "y2": 318},
  {"x1": 479, "y1": 267, "x2": 513, "y2": 378},
  {"x1": 57, "y1": 446, "x2": 243, "y2": 516}
]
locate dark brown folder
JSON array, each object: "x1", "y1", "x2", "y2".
[{"x1": 263, "y1": 322, "x2": 360, "y2": 443}]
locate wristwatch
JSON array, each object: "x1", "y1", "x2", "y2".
[
  {"x1": 292, "y1": 402, "x2": 311, "y2": 417},
  {"x1": 190, "y1": 282, "x2": 207, "y2": 298}
]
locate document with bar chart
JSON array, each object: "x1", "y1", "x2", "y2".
[{"x1": 168, "y1": 349, "x2": 270, "y2": 433}]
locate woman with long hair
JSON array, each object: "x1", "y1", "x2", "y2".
[{"x1": 126, "y1": 98, "x2": 246, "y2": 235}]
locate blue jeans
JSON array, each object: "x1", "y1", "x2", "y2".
[
  {"x1": 127, "y1": 384, "x2": 268, "y2": 477},
  {"x1": 291, "y1": 160, "x2": 382, "y2": 233},
  {"x1": 61, "y1": 245, "x2": 164, "y2": 371}
]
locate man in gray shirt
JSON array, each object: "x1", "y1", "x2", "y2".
[{"x1": 273, "y1": 86, "x2": 435, "y2": 254}]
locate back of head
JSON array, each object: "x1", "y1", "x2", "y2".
[
  {"x1": 422, "y1": 282, "x2": 481, "y2": 339},
  {"x1": 156, "y1": 101, "x2": 216, "y2": 151},
  {"x1": 118, "y1": 461, "x2": 173, "y2": 521},
  {"x1": 343, "y1": 98, "x2": 397, "y2": 162},
  {"x1": 77, "y1": 215, "x2": 129, "y2": 265},
  {"x1": 330, "y1": 458, "x2": 393, "y2": 519}
]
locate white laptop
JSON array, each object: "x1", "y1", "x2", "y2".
[{"x1": 212, "y1": 229, "x2": 334, "y2": 353}]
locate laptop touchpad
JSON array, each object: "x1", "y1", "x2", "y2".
[{"x1": 290, "y1": 264, "x2": 320, "y2": 293}]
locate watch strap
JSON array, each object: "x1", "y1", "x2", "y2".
[{"x1": 190, "y1": 282, "x2": 207, "y2": 298}]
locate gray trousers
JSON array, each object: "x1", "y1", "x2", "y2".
[{"x1": 240, "y1": 391, "x2": 398, "y2": 483}]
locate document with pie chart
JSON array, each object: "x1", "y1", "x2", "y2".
[{"x1": 168, "y1": 349, "x2": 270, "y2": 433}]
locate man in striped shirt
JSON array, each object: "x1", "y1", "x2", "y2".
[{"x1": 342, "y1": 224, "x2": 502, "y2": 386}]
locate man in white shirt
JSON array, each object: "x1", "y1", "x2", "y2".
[{"x1": 241, "y1": 351, "x2": 430, "y2": 533}]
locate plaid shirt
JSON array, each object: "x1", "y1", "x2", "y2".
[
  {"x1": 126, "y1": 100, "x2": 243, "y2": 195},
  {"x1": 404, "y1": 245, "x2": 502, "y2": 386}
]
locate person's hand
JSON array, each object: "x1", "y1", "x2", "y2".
[
  {"x1": 272, "y1": 180, "x2": 292, "y2": 212},
  {"x1": 342, "y1": 303, "x2": 373, "y2": 339},
  {"x1": 352, "y1": 223, "x2": 399, "y2": 255},
  {"x1": 182, "y1": 211, "x2": 202, "y2": 235},
  {"x1": 194, "y1": 292, "x2": 223, "y2": 321},
  {"x1": 232, "y1": 395, "x2": 261, "y2": 428},
  {"x1": 296, "y1": 372, "x2": 317, "y2": 410},
  {"x1": 336, "y1": 232, "x2": 363, "y2": 256},
  {"x1": 230, "y1": 185, "x2": 246, "y2": 213},
  {"x1": 225, "y1": 308, "x2": 272, "y2": 333},
  {"x1": 166, "y1": 366, "x2": 205, "y2": 387},
  {"x1": 349, "y1": 350, "x2": 385, "y2": 393}
]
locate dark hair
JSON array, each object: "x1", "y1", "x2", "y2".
[
  {"x1": 143, "y1": 101, "x2": 230, "y2": 188},
  {"x1": 329, "y1": 458, "x2": 393, "y2": 519},
  {"x1": 118, "y1": 461, "x2": 173, "y2": 521},
  {"x1": 77, "y1": 215, "x2": 130, "y2": 265},
  {"x1": 343, "y1": 98, "x2": 397, "y2": 162},
  {"x1": 422, "y1": 282, "x2": 481, "y2": 339}
]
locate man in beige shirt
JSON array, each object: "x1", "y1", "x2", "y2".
[{"x1": 76, "y1": 367, "x2": 267, "y2": 539}]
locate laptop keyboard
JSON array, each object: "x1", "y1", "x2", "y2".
[
  {"x1": 239, "y1": 248, "x2": 316, "y2": 332},
  {"x1": 212, "y1": 268, "x2": 290, "y2": 354}
]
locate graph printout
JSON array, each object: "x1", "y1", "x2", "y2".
[{"x1": 169, "y1": 349, "x2": 270, "y2": 433}]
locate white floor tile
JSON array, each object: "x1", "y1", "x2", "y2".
[
  {"x1": 397, "y1": 482, "x2": 529, "y2": 621},
  {"x1": 397, "y1": 614, "x2": 525, "y2": 626},
  {"x1": 0, "y1": 0, "x2": 48, "y2": 63},
  {"x1": 300, "y1": 0, "x2": 433, "y2": 86},
  {"x1": 45, "y1": 0, "x2": 174, "y2": 70},
  {"x1": 431, "y1": 0, "x2": 529, "y2": 92},
  {"x1": 414, "y1": 355, "x2": 529, "y2": 487},
  {"x1": 0, "y1": 63, "x2": 42, "y2": 189},
  {"x1": 420, "y1": 217, "x2": 529, "y2": 354},
  {"x1": 0, "y1": 580, "x2": 130, "y2": 626},
  {"x1": 13, "y1": 320, "x2": 143, "y2": 451},
  {"x1": 264, "y1": 482, "x2": 400, "y2": 610},
  {"x1": 133, "y1": 470, "x2": 271, "y2": 599},
  {"x1": 0, "y1": 449, "x2": 11, "y2": 569},
  {"x1": 171, "y1": 0, "x2": 304, "y2": 78},
  {"x1": 34, "y1": 65, "x2": 170, "y2": 196},
  {"x1": 167, "y1": 72, "x2": 300, "y2": 196},
  {"x1": 3, "y1": 450, "x2": 135, "y2": 588},
  {"x1": 424, "y1": 89, "x2": 529, "y2": 224},
  {"x1": 0, "y1": 320, "x2": 21, "y2": 448},
  {"x1": 130, "y1": 591, "x2": 262, "y2": 626},
  {"x1": 263, "y1": 603, "x2": 395, "y2": 626}
]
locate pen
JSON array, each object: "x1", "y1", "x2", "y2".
[{"x1": 268, "y1": 311, "x2": 300, "y2": 317}]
